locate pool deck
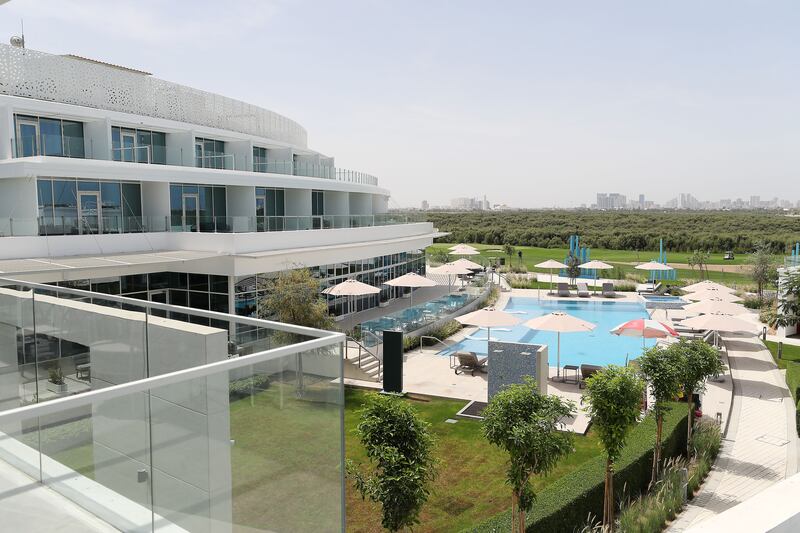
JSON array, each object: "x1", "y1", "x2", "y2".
[{"x1": 343, "y1": 289, "x2": 647, "y2": 434}]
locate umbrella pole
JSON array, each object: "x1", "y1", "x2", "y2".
[
  {"x1": 557, "y1": 331, "x2": 561, "y2": 380},
  {"x1": 487, "y1": 326, "x2": 491, "y2": 357}
]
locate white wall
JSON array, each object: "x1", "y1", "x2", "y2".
[
  {"x1": 285, "y1": 188, "x2": 311, "y2": 216},
  {"x1": 225, "y1": 185, "x2": 255, "y2": 232},
  {"x1": 324, "y1": 191, "x2": 349, "y2": 216},
  {"x1": 349, "y1": 192, "x2": 373, "y2": 215},
  {"x1": 0, "y1": 104, "x2": 15, "y2": 160},
  {"x1": 166, "y1": 131, "x2": 195, "y2": 167},
  {"x1": 226, "y1": 139, "x2": 251, "y2": 172},
  {"x1": 141, "y1": 182, "x2": 170, "y2": 230},
  {"x1": 372, "y1": 194, "x2": 389, "y2": 214},
  {"x1": 83, "y1": 118, "x2": 111, "y2": 160},
  {"x1": 0, "y1": 177, "x2": 38, "y2": 236}
]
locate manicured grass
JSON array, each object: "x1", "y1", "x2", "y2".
[
  {"x1": 344, "y1": 388, "x2": 601, "y2": 533},
  {"x1": 428, "y1": 243, "x2": 755, "y2": 286},
  {"x1": 764, "y1": 339, "x2": 800, "y2": 370}
]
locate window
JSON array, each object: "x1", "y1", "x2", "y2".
[
  {"x1": 253, "y1": 146, "x2": 268, "y2": 172},
  {"x1": 195, "y1": 137, "x2": 226, "y2": 169},
  {"x1": 14, "y1": 115, "x2": 84, "y2": 158},
  {"x1": 312, "y1": 190, "x2": 324, "y2": 216},
  {"x1": 112, "y1": 126, "x2": 166, "y2": 164},
  {"x1": 170, "y1": 183, "x2": 227, "y2": 231}
]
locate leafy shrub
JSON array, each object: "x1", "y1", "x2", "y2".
[
  {"x1": 229, "y1": 374, "x2": 271, "y2": 400},
  {"x1": 404, "y1": 320, "x2": 463, "y2": 351},
  {"x1": 742, "y1": 296, "x2": 763, "y2": 309},
  {"x1": 615, "y1": 282, "x2": 638, "y2": 292},
  {"x1": 468, "y1": 404, "x2": 688, "y2": 532}
]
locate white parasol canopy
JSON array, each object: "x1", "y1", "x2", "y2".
[
  {"x1": 322, "y1": 278, "x2": 380, "y2": 296},
  {"x1": 524, "y1": 312, "x2": 596, "y2": 378},
  {"x1": 451, "y1": 258, "x2": 483, "y2": 270},
  {"x1": 429, "y1": 262, "x2": 473, "y2": 293},
  {"x1": 384, "y1": 272, "x2": 436, "y2": 307},
  {"x1": 579, "y1": 260, "x2": 614, "y2": 293},
  {"x1": 535, "y1": 260, "x2": 569, "y2": 294},
  {"x1": 683, "y1": 299, "x2": 747, "y2": 316},
  {"x1": 682, "y1": 280, "x2": 736, "y2": 293},
  {"x1": 680, "y1": 313, "x2": 759, "y2": 334},
  {"x1": 684, "y1": 289, "x2": 742, "y2": 303},
  {"x1": 456, "y1": 307, "x2": 522, "y2": 354}
]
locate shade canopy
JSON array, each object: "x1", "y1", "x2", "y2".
[
  {"x1": 610, "y1": 318, "x2": 678, "y2": 339},
  {"x1": 456, "y1": 307, "x2": 522, "y2": 328},
  {"x1": 635, "y1": 261, "x2": 674, "y2": 272},
  {"x1": 535, "y1": 259, "x2": 569, "y2": 269},
  {"x1": 383, "y1": 272, "x2": 437, "y2": 288},
  {"x1": 682, "y1": 280, "x2": 736, "y2": 293},
  {"x1": 683, "y1": 299, "x2": 747, "y2": 316},
  {"x1": 322, "y1": 278, "x2": 381, "y2": 296},
  {"x1": 451, "y1": 258, "x2": 483, "y2": 270},
  {"x1": 428, "y1": 263, "x2": 473, "y2": 276},
  {"x1": 579, "y1": 260, "x2": 614, "y2": 270},
  {"x1": 684, "y1": 289, "x2": 742, "y2": 303},
  {"x1": 448, "y1": 243, "x2": 475, "y2": 251},
  {"x1": 681, "y1": 313, "x2": 758, "y2": 333},
  {"x1": 450, "y1": 248, "x2": 481, "y2": 256},
  {"x1": 524, "y1": 311, "x2": 596, "y2": 333}
]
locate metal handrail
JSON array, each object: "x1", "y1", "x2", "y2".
[
  {"x1": 346, "y1": 335, "x2": 382, "y2": 378},
  {"x1": 419, "y1": 335, "x2": 460, "y2": 368}
]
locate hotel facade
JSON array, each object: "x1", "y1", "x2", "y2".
[{"x1": 0, "y1": 44, "x2": 439, "y2": 332}]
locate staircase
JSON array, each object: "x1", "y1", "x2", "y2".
[{"x1": 345, "y1": 335, "x2": 383, "y2": 382}]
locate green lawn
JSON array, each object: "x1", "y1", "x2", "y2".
[
  {"x1": 344, "y1": 388, "x2": 601, "y2": 533},
  {"x1": 428, "y1": 243, "x2": 755, "y2": 286},
  {"x1": 764, "y1": 340, "x2": 800, "y2": 370}
]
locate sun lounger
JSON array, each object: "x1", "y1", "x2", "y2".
[
  {"x1": 579, "y1": 364, "x2": 603, "y2": 389},
  {"x1": 454, "y1": 352, "x2": 488, "y2": 376},
  {"x1": 602, "y1": 282, "x2": 616, "y2": 298},
  {"x1": 577, "y1": 282, "x2": 590, "y2": 297},
  {"x1": 557, "y1": 282, "x2": 572, "y2": 297}
]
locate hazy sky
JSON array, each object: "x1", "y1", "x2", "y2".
[{"x1": 2, "y1": 0, "x2": 799, "y2": 208}]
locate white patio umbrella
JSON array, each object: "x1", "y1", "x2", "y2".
[
  {"x1": 635, "y1": 261, "x2": 674, "y2": 284},
  {"x1": 683, "y1": 299, "x2": 747, "y2": 316},
  {"x1": 579, "y1": 260, "x2": 614, "y2": 293},
  {"x1": 428, "y1": 262, "x2": 473, "y2": 293},
  {"x1": 682, "y1": 280, "x2": 736, "y2": 293},
  {"x1": 535, "y1": 260, "x2": 569, "y2": 295},
  {"x1": 456, "y1": 307, "x2": 522, "y2": 355},
  {"x1": 384, "y1": 272, "x2": 436, "y2": 307},
  {"x1": 448, "y1": 243, "x2": 473, "y2": 251},
  {"x1": 524, "y1": 312, "x2": 596, "y2": 379},
  {"x1": 450, "y1": 246, "x2": 481, "y2": 256},
  {"x1": 451, "y1": 258, "x2": 483, "y2": 270},
  {"x1": 684, "y1": 289, "x2": 742, "y2": 303},
  {"x1": 322, "y1": 278, "x2": 380, "y2": 315},
  {"x1": 680, "y1": 312, "x2": 759, "y2": 334}
]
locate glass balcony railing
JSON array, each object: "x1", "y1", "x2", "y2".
[
  {"x1": 0, "y1": 278, "x2": 344, "y2": 532},
  {"x1": 14, "y1": 134, "x2": 85, "y2": 158},
  {"x1": 0, "y1": 213, "x2": 426, "y2": 237},
  {"x1": 111, "y1": 145, "x2": 151, "y2": 163}
]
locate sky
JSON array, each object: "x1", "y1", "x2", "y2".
[{"x1": 2, "y1": 0, "x2": 799, "y2": 208}]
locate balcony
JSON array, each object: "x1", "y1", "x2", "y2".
[
  {"x1": 0, "y1": 213, "x2": 426, "y2": 237},
  {"x1": 0, "y1": 278, "x2": 344, "y2": 532}
]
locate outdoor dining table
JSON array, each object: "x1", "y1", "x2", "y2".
[{"x1": 562, "y1": 364, "x2": 580, "y2": 384}]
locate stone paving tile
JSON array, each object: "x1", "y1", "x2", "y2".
[{"x1": 669, "y1": 332, "x2": 798, "y2": 532}]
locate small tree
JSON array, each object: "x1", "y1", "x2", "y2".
[
  {"x1": 482, "y1": 378, "x2": 575, "y2": 533},
  {"x1": 257, "y1": 268, "x2": 334, "y2": 332},
  {"x1": 348, "y1": 394, "x2": 437, "y2": 532},
  {"x1": 638, "y1": 346, "x2": 682, "y2": 484},
  {"x1": 775, "y1": 269, "x2": 800, "y2": 329},
  {"x1": 566, "y1": 253, "x2": 581, "y2": 285},
  {"x1": 583, "y1": 366, "x2": 645, "y2": 531},
  {"x1": 503, "y1": 243, "x2": 516, "y2": 260},
  {"x1": 749, "y1": 242, "x2": 777, "y2": 300},
  {"x1": 688, "y1": 250, "x2": 710, "y2": 280},
  {"x1": 673, "y1": 339, "x2": 725, "y2": 455}
]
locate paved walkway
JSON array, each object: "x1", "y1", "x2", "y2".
[{"x1": 670, "y1": 332, "x2": 798, "y2": 531}]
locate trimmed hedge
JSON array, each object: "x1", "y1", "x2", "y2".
[
  {"x1": 785, "y1": 361, "x2": 800, "y2": 402},
  {"x1": 467, "y1": 403, "x2": 688, "y2": 533}
]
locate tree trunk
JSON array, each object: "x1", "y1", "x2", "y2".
[
  {"x1": 687, "y1": 390, "x2": 694, "y2": 457},
  {"x1": 604, "y1": 458, "x2": 615, "y2": 531},
  {"x1": 511, "y1": 492, "x2": 517, "y2": 533},
  {"x1": 651, "y1": 413, "x2": 663, "y2": 485}
]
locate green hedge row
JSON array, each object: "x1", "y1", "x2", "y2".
[
  {"x1": 467, "y1": 403, "x2": 688, "y2": 533},
  {"x1": 785, "y1": 362, "x2": 800, "y2": 437}
]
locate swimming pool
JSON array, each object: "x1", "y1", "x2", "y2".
[
  {"x1": 640, "y1": 294, "x2": 686, "y2": 310},
  {"x1": 442, "y1": 298, "x2": 655, "y2": 367}
]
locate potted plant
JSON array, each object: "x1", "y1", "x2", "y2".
[{"x1": 47, "y1": 365, "x2": 68, "y2": 394}]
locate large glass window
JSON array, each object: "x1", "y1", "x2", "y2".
[
  {"x1": 195, "y1": 137, "x2": 226, "y2": 169},
  {"x1": 170, "y1": 183, "x2": 226, "y2": 231},
  {"x1": 111, "y1": 126, "x2": 166, "y2": 164},
  {"x1": 253, "y1": 146, "x2": 268, "y2": 172},
  {"x1": 312, "y1": 190, "x2": 324, "y2": 216},
  {"x1": 15, "y1": 115, "x2": 84, "y2": 159}
]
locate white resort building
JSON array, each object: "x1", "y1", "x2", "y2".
[{"x1": 0, "y1": 42, "x2": 442, "y2": 532}]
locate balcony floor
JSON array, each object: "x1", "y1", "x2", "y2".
[{"x1": 0, "y1": 458, "x2": 117, "y2": 533}]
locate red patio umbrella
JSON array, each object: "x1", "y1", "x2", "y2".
[{"x1": 610, "y1": 318, "x2": 678, "y2": 350}]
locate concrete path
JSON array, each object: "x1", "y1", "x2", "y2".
[{"x1": 669, "y1": 332, "x2": 798, "y2": 531}]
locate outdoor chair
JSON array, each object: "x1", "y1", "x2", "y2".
[
  {"x1": 454, "y1": 352, "x2": 488, "y2": 376},
  {"x1": 557, "y1": 282, "x2": 572, "y2": 297},
  {"x1": 578, "y1": 364, "x2": 603, "y2": 389},
  {"x1": 602, "y1": 282, "x2": 617, "y2": 298},
  {"x1": 576, "y1": 282, "x2": 590, "y2": 297}
]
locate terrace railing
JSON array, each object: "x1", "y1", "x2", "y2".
[{"x1": 0, "y1": 278, "x2": 345, "y2": 532}]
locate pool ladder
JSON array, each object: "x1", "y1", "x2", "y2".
[{"x1": 419, "y1": 335, "x2": 460, "y2": 369}]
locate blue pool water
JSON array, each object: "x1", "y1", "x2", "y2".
[{"x1": 443, "y1": 298, "x2": 655, "y2": 367}]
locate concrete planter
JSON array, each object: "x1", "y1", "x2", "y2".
[{"x1": 47, "y1": 381, "x2": 68, "y2": 394}]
